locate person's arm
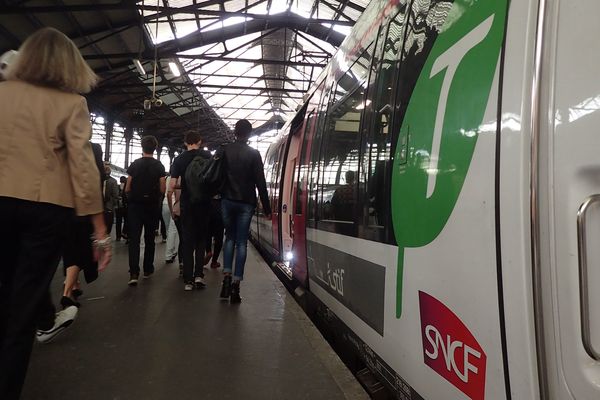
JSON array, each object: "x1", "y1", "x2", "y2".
[
  {"x1": 159, "y1": 177, "x2": 166, "y2": 195},
  {"x1": 125, "y1": 176, "x2": 132, "y2": 193},
  {"x1": 158, "y1": 163, "x2": 167, "y2": 195},
  {"x1": 64, "y1": 98, "x2": 104, "y2": 217},
  {"x1": 253, "y1": 152, "x2": 271, "y2": 217},
  {"x1": 90, "y1": 213, "x2": 111, "y2": 271},
  {"x1": 64, "y1": 99, "x2": 111, "y2": 268},
  {"x1": 167, "y1": 159, "x2": 180, "y2": 217},
  {"x1": 167, "y1": 176, "x2": 178, "y2": 216}
]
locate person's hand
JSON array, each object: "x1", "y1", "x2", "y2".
[
  {"x1": 93, "y1": 235, "x2": 112, "y2": 271},
  {"x1": 96, "y1": 246, "x2": 112, "y2": 271}
]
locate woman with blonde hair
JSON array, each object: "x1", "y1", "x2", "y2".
[{"x1": 0, "y1": 27, "x2": 111, "y2": 399}]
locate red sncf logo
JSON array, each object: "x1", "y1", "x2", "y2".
[{"x1": 419, "y1": 291, "x2": 486, "y2": 400}]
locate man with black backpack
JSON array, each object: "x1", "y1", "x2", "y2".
[
  {"x1": 169, "y1": 131, "x2": 212, "y2": 291},
  {"x1": 126, "y1": 135, "x2": 166, "y2": 286}
]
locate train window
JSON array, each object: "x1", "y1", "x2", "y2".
[
  {"x1": 307, "y1": 83, "x2": 331, "y2": 225},
  {"x1": 295, "y1": 111, "x2": 316, "y2": 215},
  {"x1": 317, "y1": 44, "x2": 374, "y2": 236},
  {"x1": 358, "y1": 7, "x2": 410, "y2": 243}
]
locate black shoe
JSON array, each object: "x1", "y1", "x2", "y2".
[
  {"x1": 128, "y1": 274, "x2": 139, "y2": 286},
  {"x1": 60, "y1": 296, "x2": 81, "y2": 309},
  {"x1": 166, "y1": 255, "x2": 176, "y2": 264},
  {"x1": 230, "y1": 281, "x2": 242, "y2": 304},
  {"x1": 72, "y1": 288, "x2": 83, "y2": 299},
  {"x1": 194, "y1": 276, "x2": 206, "y2": 289},
  {"x1": 220, "y1": 275, "x2": 232, "y2": 299}
]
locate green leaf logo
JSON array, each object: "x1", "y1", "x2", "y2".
[{"x1": 392, "y1": 1, "x2": 507, "y2": 318}]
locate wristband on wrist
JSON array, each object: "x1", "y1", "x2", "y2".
[{"x1": 92, "y1": 235, "x2": 112, "y2": 249}]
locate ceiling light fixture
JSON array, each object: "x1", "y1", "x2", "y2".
[
  {"x1": 169, "y1": 62, "x2": 181, "y2": 77},
  {"x1": 133, "y1": 59, "x2": 146, "y2": 75}
]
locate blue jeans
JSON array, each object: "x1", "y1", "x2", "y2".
[{"x1": 221, "y1": 199, "x2": 255, "y2": 281}]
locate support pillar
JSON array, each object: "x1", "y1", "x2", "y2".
[
  {"x1": 124, "y1": 127, "x2": 133, "y2": 169},
  {"x1": 104, "y1": 117, "x2": 114, "y2": 163}
]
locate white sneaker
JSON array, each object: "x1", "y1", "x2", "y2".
[
  {"x1": 194, "y1": 276, "x2": 206, "y2": 289},
  {"x1": 184, "y1": 283, "x2": 193, "y2": 291},
  {"x1": 36, "y1": 306, "x2": 78, "y2": 344}
]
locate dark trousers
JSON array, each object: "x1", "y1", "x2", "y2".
[
  {"x1": 173, "y1": 216, "x2": 183, "y2": 263},
  {"x1": 0, "y1": 197, "x2": 70, "y2": 400},
  {"x1": 128, "y1": 202, "x2": 159, "y2": 275},
  {"x1": 104, "y1": 210, "x2": 114, "y2": 235},
  {"x1": 181, "y1": 203, "x2": 210, "y2": 283},
  {"x1": 158, "y1": 213, "x2": 167, "y2": 240},
  {"x1": 206, "y1": 199, "x2": 224, "y2": 261},
  {"x1": 115, "y1": 207, "x2": 127, "y2": 239}
]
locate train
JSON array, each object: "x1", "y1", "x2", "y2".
[{"x1": 248, "y1": 0, "x2": 600, "y2": 399}]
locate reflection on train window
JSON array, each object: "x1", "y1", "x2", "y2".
[
  {"x1": 296, "y1": 112, "x2": 316, "y2": 216},
  {"x1": 262, "y1": 147, "x2": 276, "y2": 216},
  {"x1": 317, "y1": 45, "x2": 373, "y2": 236},
  {"x1": 358, "y1": 8, "x2": 409, "y2": 243},
  {"x1": 308, "y1": 84, "x2": 331, "y2": 224}
]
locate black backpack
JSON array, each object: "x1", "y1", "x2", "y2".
[{"x1": 185, "y1": 153, "x2": 214, "y2": 204}]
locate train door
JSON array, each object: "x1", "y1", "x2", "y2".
[
  {"x1": 280, "y1": 124, "x2": 303, "y2": 274},
  {"x1": 290, "y1": 111, "x2": 318, "y2": 286},
  {"x1": 535, "y1": 1, "x2": 600, "y2": 398},
  {"x1": 271, "y1": 140, "x2": 287, "y2": 259}
]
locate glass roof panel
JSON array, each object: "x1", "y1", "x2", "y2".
[
  {"x1": 317, "y1": 4, "x2": 336, "y2": 20},
  {"x1": 141, "y1": 0, "x2": 365, "y2": 148},
  {"x1": 174, "y1": 20, "x2": 200, "y2": 38},
  {"x1": 247, "y1": 2, "x2": 268, "y2": 14}
]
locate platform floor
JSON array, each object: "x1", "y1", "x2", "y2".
[{"x1": 22, "y1": 237, "x2": 368, "y2": 400}]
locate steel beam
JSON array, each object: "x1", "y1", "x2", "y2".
[
  {"x1": 85, "y1": 52, "x2": 326, "y2": 68},
  {"x1": 156, "y1": 13, "x2": 346, "y2": 54},
  {"x1": 99, "y1": 82, "x2": 308, "y2": 93}
]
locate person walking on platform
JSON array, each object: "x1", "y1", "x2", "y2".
[
  {"x1": 157, "y1": 193, "x2": 168, "y2": 242},
  {"x1": 219, "y1": 120, "x2": 271, "y2": 303},
  {"x1": 0, "y1": 27, "x2": 111, "y2": 400},
  {"x1": 116, "y1": 175, "x2": 128, "y2": 241},
  {"x1": 126, "y1": 135, "x2": 166, "y2": 286},
  {"x1": 57, "y1": 143, "x2": 107, "y2": 311},
  {"x1": 103, "y1": 165, "x2": 119, "y2": 235},
  {"x1": 204, "y1": 194, "x2": 224, "y2": 269},
  {"x1": 165, "y1": 175, "x2": 182, "y2": 269},
  {"x1": 169, "y1": 131, "x2": 212, "y2": 291}
]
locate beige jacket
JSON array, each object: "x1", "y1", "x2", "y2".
[{"x1": 0, "y1": 80, "x2": 103, "y2": 216}]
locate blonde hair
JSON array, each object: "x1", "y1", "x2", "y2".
[{"x1": 6, "y1": 27, "x2": 98, "y2": 93}]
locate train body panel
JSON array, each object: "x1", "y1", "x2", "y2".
[{"x1": 250, "y1": 0, "x2": 600, "y2": 398}]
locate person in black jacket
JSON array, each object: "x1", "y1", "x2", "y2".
[{"x1": 219, "y1": 119, "x2": 271, "y2": 303}]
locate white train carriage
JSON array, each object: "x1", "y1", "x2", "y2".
[{"x1": 250, "y1": 0, "x2": 600, "y2": 398}]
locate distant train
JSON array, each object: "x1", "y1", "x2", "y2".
[{"x1": 249, "y1": 0, "x2": 600, "y2": 399}]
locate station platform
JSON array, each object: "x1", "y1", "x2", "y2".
[{"x1": 21, "y1": 239, "x2": 368, "y2": 400}]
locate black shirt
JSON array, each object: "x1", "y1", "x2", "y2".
[
  {"x1": 127, "y1": 157, "x2": 166, "y2": 204},
  {"x1": 170, "y1": 148, "x2": 212, "y2": 207}
]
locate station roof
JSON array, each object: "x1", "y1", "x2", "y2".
[{"x1": 0, "y1": 0, "x2": 368, "y2": 150}]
